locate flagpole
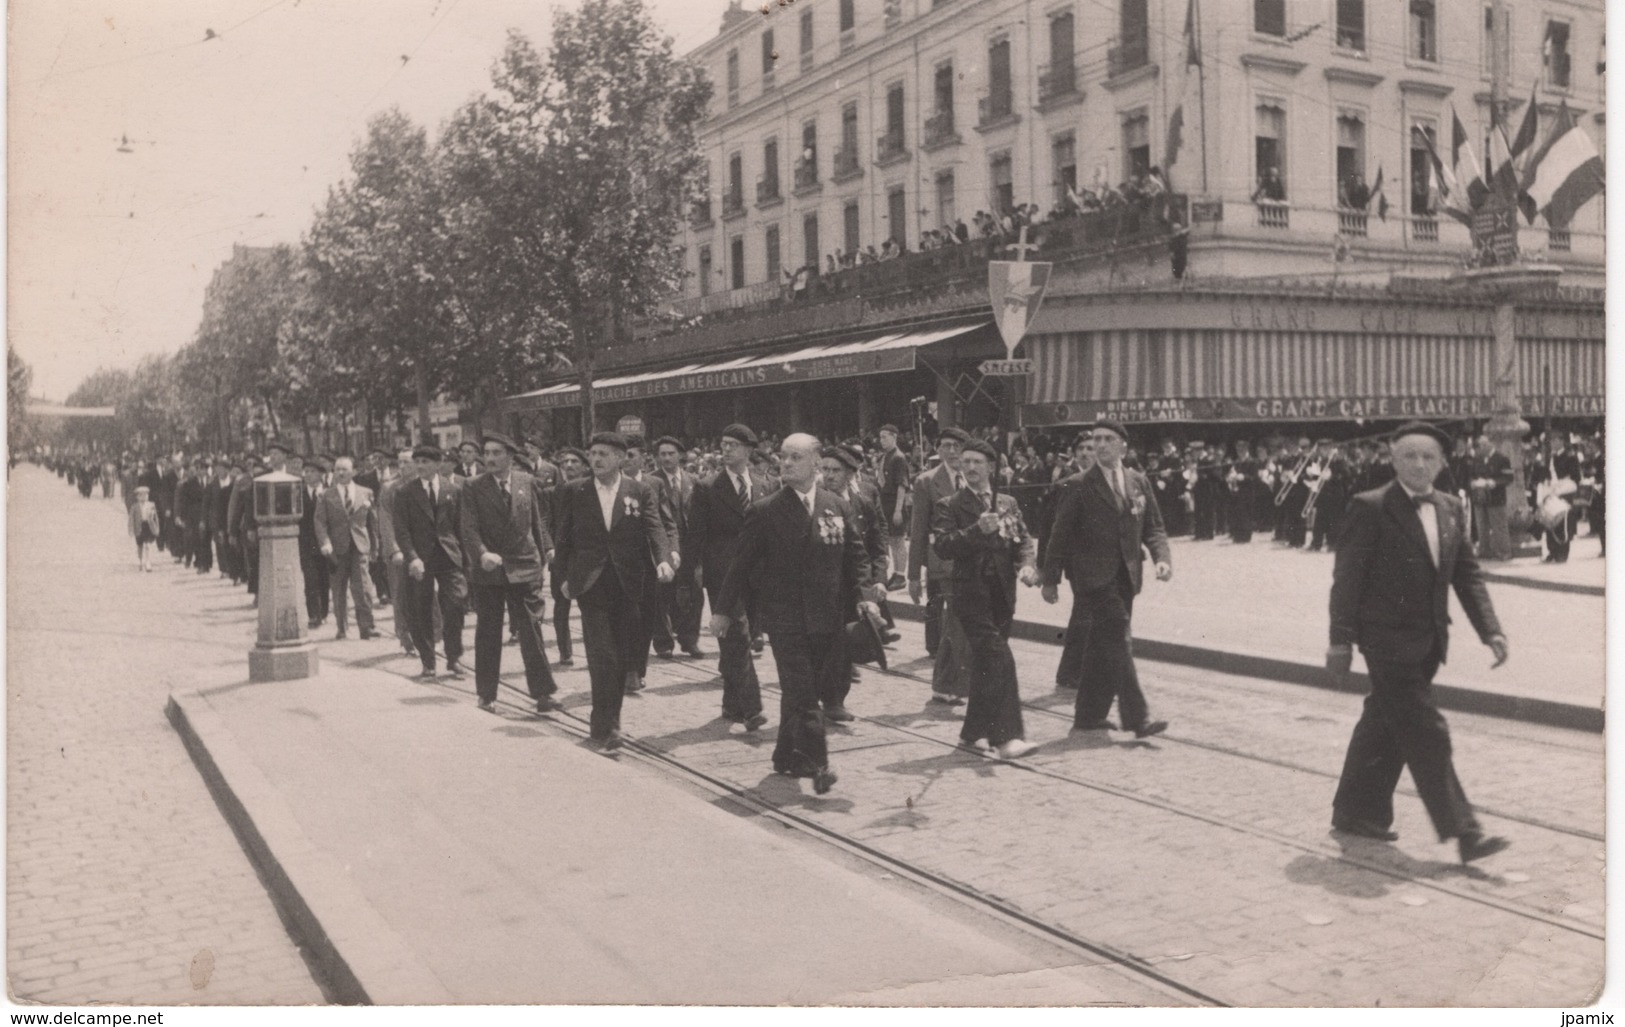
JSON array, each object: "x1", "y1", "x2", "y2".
[{"x1": 1195, "y1": 0, "x2": 1207, "y2": 193}]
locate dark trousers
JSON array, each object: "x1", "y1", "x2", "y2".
[
  {"x1": 300, "y1": 545, "x2": 330, "y2": 622},
  {"x1": 1192, "y1": 484, "x2": 1218, "y2": 540},
  {"x1": 1074, "y1": 566, "x2": 1150, "y2": 730},
  {"x1": 330, "y1": 549, "x2": 376, "y2": 633},
  {"x1": 243, "y1": 535, "x2": 259, "y2": 594},
  {"x1": 707, "y1": 587, "x2": 762, "y2": 720},
  {"x1": 579, "y1": 572, "x2": 643, "y2": 739},
  {"x1": 369, "y1": 558, "x2": 391, "y2": 604},
  {"x1": 549, "y1": 564, "x2": 572, "y2": 661},
  {"x1": 471, "y1": 578, "x2": 554, "y2": 703},
  {"x1": 217, "y1": 531, "x2": 238, "y2": 581},
  {"x1": 408, "y1": 562, "x2": 466, "y2": 671},
  {"x1": 191, "y1": 526, "x2": 213, "y2": 572},
  {"x1": 767, "y1": 630, "x2": 836, "y2": 777},
  {"x1": 957, "y1": 580, "x2": 1025, "y2": 747},
  {"x1": 655, "y1": 573, "x2": 703, "y2": 651},
  {"x1": 922, "y1": 578, "x2": 945, "y2": 654},
  {"x1": 1332, "y1": 654, "x2": 1480, "y2": 841},
  {"x1": 1055, "y1": 588, "x2": 1092, "y2": 688},
  {"x1": 1543, "y1": 507, "x2": 1583, "y2": 562}
]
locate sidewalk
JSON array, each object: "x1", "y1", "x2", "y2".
[
  {"x1": 895, "y1": 534, "x2": 1604, "y2": 730},
  {"x1": 168, "y1": 658, "x2": 1170, "y2": 1006}
]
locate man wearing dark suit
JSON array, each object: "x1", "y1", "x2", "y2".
[
  {"x1": 212, "y1": 461, "x2": 240, "y2": 582},
  {"x1": 453, "y1": 440, "x2": 482, "y2": 484},
  {"x1": 298, "y1": 458, "x2": 331, "y2": 628},
  {"x1": 1036, "y1": 433, "x2": 1095, "y2": 691},
  {"x1": 818, "y1": 443, "x2": 890, "y2": 721},
  {"x1": 652, "y1": 436, "x2": 704, "y2": 658},
  {"x1": 907, "y1": 427, "x2": 974, "y2": 703},
  {"x1": 543, "y1": 447, "x2": 590, "y2": 664},
  {"x1": 1041, "y1": 420, "x2": 1173, "y2": 737},
  {"x1": 314, "y1": 454, "x2": 381, "y2": 640},
  {"x1": 620, "y1": 436, "x2": 680, "y2": 680},
  {"x1": 715, "y1": 433, "x2": 878, "y2": 794},
  {"x1": 1326, "y1": 422, "x2": 1511, "y2": 864},
  {"x1": 155, "y1": 457, "x2": 179, "y2": 555},
  {"x1": 933, "y1": 439, "x2": 1041, "y2": 759},
  {"x1": 554, "y1": 432, "x2": 675, "y2": 748},
  {"x1": 174, "y1": 461, "x2": 205, "y2": 568},
  {"x1": 201, "y1": 461, "x2": 226, "y2": 576},
  {"x1": 394, "y1": 443, "x2": 467, "y2": 680},
  {"x1": 1467, "y1": 435, "x2": 1515, "y2": 561},
  {"x1": 687, "y1": 423, "x2": 772, "y2": 728},
  {"x1": 458, "y1": 432, "x2": 558, "y2": 712}
]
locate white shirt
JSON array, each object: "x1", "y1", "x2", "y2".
[
  {"x1": 595, "y1": 474, "x2": 622, "y2": 530},
  {"x1": 1399, "y1": 483, "x2": 1440, "y2": 567}
]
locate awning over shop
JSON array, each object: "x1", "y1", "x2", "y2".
[{"x1": 505, "y1": 322, "x2": 988, "y2": 412}]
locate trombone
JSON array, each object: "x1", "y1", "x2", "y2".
[{"x1": 1274, "y1": 453, "x2": 1310, "y2": 506}]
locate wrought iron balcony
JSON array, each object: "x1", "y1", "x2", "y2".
[
  {"x1": 1107, "y1": 34, "x2": 1149, "y2": 78},
  {"x1": 875, "y1": 130, "x2": 908, "y2": 165},
  {"x1": 755, "y1": 177, "x2": 782, "y2": 205},
  {"x1": 1037, "y1": 61, "x2": 1080, "y2": 103},
  {"x1": 832, "y1": 146, "x2": 863, "y2": 181},
  {"x1": 793, "y1": 158, "x2": 819, "y2": 192},
  {"x1": 977, "y1": 90, "x2": 1015, "y2": 128},
  {"x1": 722, "y1": 191, "x2": 746, "y2": 219},
  {"x1": 923, "y1": 110, "x2": 959, "y2": 149}
]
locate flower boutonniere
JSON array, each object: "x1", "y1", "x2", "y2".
[
  {"x1": 1130, "y1": 493, "x2": 1146, "y2": 517},
  {"x1": 994, "y1": 500, "x2": 1027, "y2": 542},
  {"x1": 623, "y1": 495, "x2": 641, "y2": 518},
  {"x1": 818, "y1": 511, "x2": 846, "y2": 545}
]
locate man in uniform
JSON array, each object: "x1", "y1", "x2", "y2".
[
  {"x1": 908, "y1": 426, "x2": 974, "y2": 704},
  {"x1": 715, "y1": 434, "x2": 878, "y2": 794},
  {"x1": 394, "y1": 442, "x2": 467, "y2": 680},
  {"x1": 1327, "y1": 422, "x2": 1510, "y2": 864},
  {"x1": 1529, "y1": 432, "x2": 1584, "y2": 563},
  {"x1": 1041, "y1": 421, "x2": 1173, "y2": 737}
]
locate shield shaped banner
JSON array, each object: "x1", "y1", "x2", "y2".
[{"x1": 988, "y1": 261, "x2": 1052, "y2": 358}]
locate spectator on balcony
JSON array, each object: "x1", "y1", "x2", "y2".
[
  {"x1": 825, "y1": 254, "x2": 838, "y2": 275},
  {"x1": 1340, "y1": 173, "x2": 1371, "y2": 211},
  {"x1": 1145, "y1": 167, "x2": 1168, "y2": 197},
  {"x1": 1252, "y1": 167, "x2": 1287, "y2": 203},
  {"x1": 952, "y1": 218, "x2": 970, "y2": 243},
  {"x1": 861, "y1": 244, "x2": 880, "y2": 264}
]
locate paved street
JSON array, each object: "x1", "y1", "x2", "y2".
[{"x1": 7, "y1": 466, "x2": 325, "y2": 1004}]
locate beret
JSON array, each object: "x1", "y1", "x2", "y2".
[
  {"x1": 457, "y1": 438, "x2": 481, "y2": 450},
  {"x1": 1093, "y1": 420, "x2": 1130, "y2": 441},
  {"x1": 938, "y1": 426, "x2": 972, "y2": 444},
  {"x1": 554, "y1": 446, "x2": 588, "y2": 464},
  {"x1": 412, "y1": 443, "x2": 443, "y2": 461},
  {"x1": 514, "y1": 454, "x2": 535, "y2": 472},
  {"x1": 878, "y1": 424, "x2": 900, "y2": 435},
  {"x1": 653, "y1": 435, "x2": 684, "y2": 452},
  {"x1": 960, "y1": 438, "x2": 998, "y2": 462},
  {"x1": 481, "y1": 431, "x2": 521, "y2": 454},
  {"x1": 589, "y1": 431, "x2": 630, "y2": 452},
  {"x1": 368, "y1": 446, "x2": 389, "y2": 458},
  {"x1": 1390, "y1": 421, "x2": 1451, "y2": 451},
  {"x1": 721, "y1": 423, "x2": 758, "y2": 446},
  {"x1": 824, "y1": 444, "x2": 863, "y2": 471}
]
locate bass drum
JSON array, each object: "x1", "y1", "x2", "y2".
[{"x1": 1538, "y1": 493, "x2": 1574, "y2": 532}]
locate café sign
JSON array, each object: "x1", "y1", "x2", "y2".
[{"x1": 1027, "y1": 393, "x2": 1603, "y2": 425}]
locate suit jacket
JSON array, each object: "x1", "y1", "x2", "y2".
[
  {"x1": 298, "y1": 483, "x2": 323, "y2": 556},
  {"x1": 459, "y1": 470, "x2": 552, "y2": 586},
  {"x1": 652, "y1": 467, "x2": 698, "y2": 551},
  {"x1": 226, "y1": 474, "x2": 255, "y2": 539},
  {"x1": 687, "y1": 466, "x2": 773, "y2": 601},
  {"x1": 202, "y1": 478, "x2": 226, "y2": 532},
  {"x1": 1041, "y1": 463, "x2": 1171, "y2": 594},
  {"x1": 1035, "y1": 469, "x2": 1087, "y2": 566},
  {"x1": 175, "y1": 477, "x2": 203, "y2": 525},
  {"x1": 717, "y1": 485, "x2": 867, "y2": 636},
  {"x1": 908, "y1": 464, "x2": 961, "y2": 581},
  {"x1": 354, "y1": 469, "x2": 381, "y2": 497},
  {"x1": 629, "y1": 471, "x2": 680, "y2": 565},
  {"x1": 933, "y1": 487, "x2": 1037, "y2": 609},
  {"x1": 377, "y1": 477, "x2": 405, "y2": 561},
  {"x1": 1330, "y1": 482, "x2": 1502, "y2": 665},
  {"x1": 395, "y1": 474, "x2": 463, "y2": 572},
  {"x1": 553, "y1": 475, "x2": 674, "y2": 599},
  {"x1": 844, "y1": 485, "x2": 889, "y2": 595},
  {"x1": 314, "y1": 482, "x2": 379, "y2": 559},
  {"x1": 1469, "y1": 451, "x2": 1514, "y2": 507}
]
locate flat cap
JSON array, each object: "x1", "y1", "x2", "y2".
[
  {"x1": 824, "y1": 444, "x2": 863, "y2": 471},
  {"x1": 937, "y1": 426, "x2": 972, "y2": 444},
  {"x1": 589, "y1": 431, "x2": 630, "y2": 452},
  {"x1": 959, "y1": 438, "x2": 998, "y2": 462},
  {"x1": 653, "y1": 435, "x2": 684, "y2": 452},
  {"x1": 878, "y1": 424, "x2": 900, "y2": 435},
  {"x1": 1093, "y1": 420, "x2": 1129, "y2": 441},
  {"x1": 720, "y1": 423, "x2": 758, "y2": 446},
  {"x1": 554, "y1": 446, "x2": 588, "y2": 465},
  {"x1": 412, "y1": 443, "x2": 443, "y2": 462}
]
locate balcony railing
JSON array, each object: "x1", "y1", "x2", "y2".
[
  {"x1": 832, "y1": 146, "x2": 862, "y2": 181},
  {"x1": 923, "y1": 110, "x2": 958, "y2": 148},
  {"x1": 1256, "y1": 200, "x2": 1290, "y2": 229},
  {"x1": 1107, "y1": 34, "x2": 1149, "y2": 78},
  {"x1": 1337, "y1": 209, "x2": 1368, "y2": 238},
  {"x1": 690, "y1": 199, "x2": 713, "y2": 226},
  {"x1": 1409, "y1": 215, "x2": 1438, "y2": 243},
  {"x1": 1037, "y1": 61, "x2": 1080, "y2": 103},
  {"x1": 875, "y1": 130, "x2": 907, "y2": 164},
  {"x1": 1548, "y1": 226, "x2": 1572, "y2": 252},
  {"x1": 755, "y1": 177, "x2": 781, "y2": 204},
  {"x1": 977, "y1": 90, "x2": 1015, "y2": 127},
  {"x1": 793, "y1": 159, "x2": 819, "y2": 192},
  {"x1": 722, "y1": 191, "x2": 745, "y2": 218},
  {"x1": 840, "y1": 27, "x2": 855, "y2": 54}
]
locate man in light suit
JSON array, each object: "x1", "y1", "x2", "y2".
[
  {"x1": 394, "y1": 442, "x2": 467, "y2": 680},
  {"x1": 314, "y1": 454, "x2": 380, "y2": 640},
  {"x1": 715, "y1": 433, "x2": 879, "y2": 795},
  {"x1": 907, "y1": 426, "x2": 974, "y2": 703},
  {"x1": 652, "y1": 436, "x2": 704, "y2": 658},
  {"x1": 687, "y1": 423, "x2": 773, "y2": 728},
  {"x1": 554, "y1": 432, "x2": 675, "y2": 748},
  {"x1": 1041, "y1": 420, "x2": 1172, "y2": 737},
  {"x1": 458, "y1": 432, "x2": 557, "y2": 712},
  {"x1": 1327, "y1": 422, "x2": 1511, "y2": 864}
]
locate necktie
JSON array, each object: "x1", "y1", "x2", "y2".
[
  {"x1": 735, "y1": 473, "x2": 749, "y2": 505},
  {"x1": 343, "y1": 486, "x2": 352, "y2": 512},
  {"x1": 979, "y1": 491, "x2": 993, "y2": 512},
  {"x1": 1110, "y1": 469, "x2": 1125, "y2": 509},
  {"x1": 427, "y1": 479, "x2": 436, "y2": 507},
  {"x1": 501, "y1": 478, "x2": 511, "y2": 507}
]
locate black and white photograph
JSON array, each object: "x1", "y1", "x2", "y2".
[{"x1": 5, "y1": 0, "x2": 1611, "y2": 1018}]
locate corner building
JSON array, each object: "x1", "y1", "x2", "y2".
[{"x1": 504, "y1": 0, "x2": 1604, "y2": 444}]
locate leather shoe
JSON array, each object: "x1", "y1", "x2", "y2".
[
  {"x1": 600, "y1": 731, "x2": 624, "y2": 751},
  {"x1": 1331, "y1": 815, "x2": 1399, "y2": 842},
  {"x1": 333, "y1": 629, "x2": 348, "y2": 641},
  {"x1": 744, "y1": 713, "x2": 768, "y2": 732},
  {"x1": 1072, "y1": 720, "x2": 1115, "y2": 732},
  {"x1": 997, "y1": 739, "x2": 1039, "y2": 759},
  {"x1": 959, "y1": 738, "x2": 992, "y2": 755},
  {"x1": 416, "y1": 668, "x2": 437, "y2": 682},
  {"x1": 359, "y1": 629, "x2": 380, "y2": 640},
  {"x1": 824, "y1": 704, "x2": 855, "y2": 722},
  {"x1": 1131, "y1": 720, "x2": 1168, "y2": 739},
  {"x1": 750, "y1": 637, "x2": 765, "y2": 654},
  {"x1": 1054, "y1": 680, "x2": 1079, "y2": 690},
  {"x1": 445, "y1": 660, "x2": 467, "y2": 679},
  {"x1": 655, "y1": 648, "x2": 675, "y2": 660},
  {"x1": 555, "y1": 656, "x2": 574, "y2": 666},
  {"x1": 1458, "y1": 833, "x2": 1511, "y2": 864},
  {"x1": 812, "y1": 768, "x2": 838, "y2": 795},
  {"x1": 929, "y1": 692, "x2": 966, "y2": 706},
  {"x1": 682, "y1": 646, "x2": 707, "y2": 658},
  {"x1": 535, "y1": 697, "x2": 562, "y2": 714},
  {"x1": 882, "y1": 630, "x2": 901, "y2": 644},
  {"x1": 477, "y1": 698, "x2": 495, "y2": 712},
  {"x1": 624, "y1": 673, "x2": 645, "y2": 693}
]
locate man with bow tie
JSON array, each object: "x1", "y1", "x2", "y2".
[
  {"x1": 554, "y1": 432, "x2": 676, "y2": 749},
  {"x1": 933, "y1": 438, "x2": 1041, "y2": 760},
  {"x1": 1326, "y1": 422, "x2": 1511, "y2": 864},
  {"x1": 687, "y1": 423, "x2": 773, "y2": 730},
  {"x1": 1041, "y1": 420, "x2": 1172, "y2": 739},
  {"x1": 715, "y1": 433, "x2": 878, "y2": 795},
  {"x1": 907, "y1": 426, "x2": 975, "y2": 705},
  {"x1": 458, "y1": 432, "x2": 558, "y2": 712},
  {"x1": 394, "y1": 443, "x2": 467, "y2": 681}
]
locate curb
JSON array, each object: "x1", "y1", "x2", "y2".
[
  {"x1": 1481, "y1": 571, "x2": 1605, "y2": 597},
  {"x1": 886, "y1": 604, "x2": 1602, "y2": 734},
  {"x1": 166, "y1": 690, "x2": 457, "y2": 1005}
]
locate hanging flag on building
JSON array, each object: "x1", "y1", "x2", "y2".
[
  {"x1": 1163, "y1": 0, "x2": 1203, "y2": 191},
  {"x1": 1492, "y1": 84, "x2": 1541, "y2": 211},
  {"x1": 1368, "y1": 165, "x2": 1388, "y2": 221},
  {"x1": 1520, "y1": 101, "x2": 1605, "y2": 228},
  {"x1": 1423, "y1": 109, "x2": 1487, "y2": 224}
]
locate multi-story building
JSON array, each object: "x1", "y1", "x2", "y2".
[{"x1": 505, "y1": 0, "x2": 1603, "y2": 444}]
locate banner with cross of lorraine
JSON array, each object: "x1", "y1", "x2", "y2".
[{"x1": 986, "y1": 227, "x2": 1052, "y2": 359}]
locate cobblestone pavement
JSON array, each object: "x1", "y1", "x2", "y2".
[{"x1": 8, "y1": 466, "x2": 325, "y2": 1004}]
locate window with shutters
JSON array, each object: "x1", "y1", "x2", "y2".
[
  {"x1": 935, "y1": 170, "x2": 956, "y2": 227},
  {"x1": 730, "y1": 235, "x2": 746, "y2": 289},
  {"x1": 698, "y1": 245, "x2": 712, "y2": 296},
  {"x1": 990, "y1": 151, "x2": 1013, "y2": 214},
  {"x1": 1052, "y1": 133, "x2": 1077, "y2": 205},
  {"x1": 803, "y1": 213, "x2": 819, "y2": 269},
  {"x1": 886, "y1": 186, "x2": 907, "y2": 245},
  {"x1": 1122, "y1": 111, "x2": 1150, "y2": 178}
]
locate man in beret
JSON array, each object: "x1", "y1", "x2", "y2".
[
  {"x1": 1327, "y1": 422, "x2": 1511, "y2": 864},
  {"x1": 622, "y1": 434, "x2": 682, "y2": 678},
  {"x1": 652, "y1": 435, "x2": 705, "y2": 659},
  {"x1": 543, "y1": 447, "x2": 590, "y2": 664},
  {"x1": 298, "y1": 456, "x2": 331, "y2": 629},
  {"x1": 459, "y1": 432, "x2": 559, "y2": 711},
  {"x1": 554, "y1": 431, "x2": 676, "y2": 747},
  {"x1": 687, "y1": 423, "x2": 773, "y2": 729},
  {"x1": 716, "y1": 433, "x2": 878, "y2": 793},
  {"x1": 933, "y1": 438, "x2": 1041, "y2": 759},
  {"x1": 908, "y1": 427, "x2": 975, "y2": 704},
  {"x1": 819, "y1": 443, "x2": 890, "y2": 721},
  {"x1": 454, "y1": 440, "x2": 482, "y2": 484},
  {"x1": 395, "y1": 442, "x2": 467, "y2": 680},
  {"x1": 1041, "y1": 420, "x2": 1172, "y2": 737}
]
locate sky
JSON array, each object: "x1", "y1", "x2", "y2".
[{"x1": 8, "y1": 0, "x2": 723, "y2": 400}]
